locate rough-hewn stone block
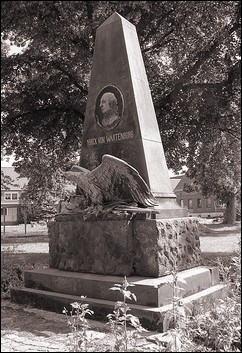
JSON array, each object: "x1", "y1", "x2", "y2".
[
  {"x1": 49, "y1": 216, "x2": 134, "y2": 276},
  {"x1": 48, "y1": 215, "x2": 201, "y2": 277},
  {"x1": 133, "y1": 218, "x2": 201, "y2": 277}
]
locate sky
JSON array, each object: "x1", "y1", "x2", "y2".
[
  {"x1": 6, "y1": 40, "x2": 30, "y2": 56},
  {"x1": 1, "y1": 156, "x2": 16, "y2": 167}
]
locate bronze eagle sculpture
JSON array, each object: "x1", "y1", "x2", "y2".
[{"x1": 61, "y1": 154, "x2": 158, "y2": 210}]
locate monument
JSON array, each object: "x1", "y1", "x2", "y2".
[
  {"x1": 11, "y1": 13, "x2": 225, "y2": 331},
  {"x1": 79, "y1": 12, "x2": 186, "y2": 218}
]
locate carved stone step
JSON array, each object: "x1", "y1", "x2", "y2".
[
  {"x1": 23, "y1": 266, "x2": 220, "y2": 307},
  {"x1": 11, "y1": 283, "x2": 226, "y2": 332}
]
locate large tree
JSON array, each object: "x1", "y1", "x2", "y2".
[{"x1": 1, "y1": 1, "x2": 241, "y2": 223}]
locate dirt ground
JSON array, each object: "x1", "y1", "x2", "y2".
[{"x1": 1, "y1": 299, "x2": 160, "y2": 352}]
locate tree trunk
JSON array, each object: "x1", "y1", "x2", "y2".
[{"x1": 223, "y1": 194, "x2": 236, "y2": 225}]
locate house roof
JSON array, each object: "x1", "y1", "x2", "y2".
[
  {"x1": 1, "y1": 167, "x2": 190, "y2": 194},
  {"x1": 170, "y1": 178, "x2": 181, "y2": 191},
  {"x1": 1, "y1": 166, "x2": 76, "y2": 193},
  {"x1": 170, "y1": 174, "x2": 187, "y2": 192},
  {"x1": 1, "y1": 167, "x2": 28, "y2": 190}
]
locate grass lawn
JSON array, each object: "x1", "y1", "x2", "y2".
[
  {"x1": 1, "y1": 223, "x2": 48, "y2": 236},
  {"x1": 2, "y1": 252, "x2": 49, "y2": 267},
  {"x1": 199, "y1": 219, "x2": 241, "y2": 236},
  {"x1": 1, "y1": 223, "x2": 49, "y2": 243}
]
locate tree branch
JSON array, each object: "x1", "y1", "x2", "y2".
[
  {"x1": 140, "y1": 6, "x2": 177, "y2": 48},
  {"x1": 6, "y1": 105, "x2": 83, "y2": 124},
  {"x1": 183, "y1": 82, "x2": 226, "y2": 90},
  {"x1": 50, "y1": 61, "x2": 88, "y2": 95},
  {"x1": 221, "y1": 129, "x2": 240, "y2": 141},
  {"x1": 160, "y1": 19, "x2": 241, "y2": 108},
  {"x1": 182, "y1": 60, "x2": 240, "y2": 92},
  {"x1": 84, "y1": 1, "x2": 96, "y2": 46},
  {"x1": 142, "y1": 29, "x2": 174, "y2": 53}
]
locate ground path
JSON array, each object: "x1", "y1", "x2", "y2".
[
  {"x1": 1, "y1": 301, "x2": 160, "y2": 352},
  {"x1": 1, "y1": 242, "x2": 49, "y2": 253},
  {"x1": 1, "y1": 234, "x2": 240, "y2": 254}
]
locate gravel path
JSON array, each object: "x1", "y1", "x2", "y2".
[
  {"x1": 199, "y1": 234, "x2": 240, "y2": 253},
  {"x1": 1, "y1": 243, "x2": 49, "y2": 253},
  {"x1": 1, "y1": 234, "x2": 240, "y2": 254}
]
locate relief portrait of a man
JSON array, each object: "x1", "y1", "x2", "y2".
[{"x1": 95, "y1": 86, "x2": 123, "y2": 130}]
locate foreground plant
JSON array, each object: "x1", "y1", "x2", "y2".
[
  {"x1": 63, "y1": 297, "x2": 94, "y2": 352},
  {"x1": 150, "y1": 268, "x2": 194, "y2": 352},
  {"x1": 107, "y1": 276, "x2": 147, "y2": 352},
  {"x1": 62, "y1": 251, "x2": 241, "y2": 352},
  {"x1": 1, "y1": 245, "x2": 28, "y2": 299},
  {"x1": 187, "y1": 249, "x2": 241, "y2": 352}
]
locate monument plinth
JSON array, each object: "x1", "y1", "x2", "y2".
[
  {"x1": 79, "y1": 12, "x2": 186, "y2": 217},
  {"x1": 10, "y1": 12, "x2": 225, "y2": 332},
  {"x1": 48, "y1": 214, "x2": 201, "y2": 277}
]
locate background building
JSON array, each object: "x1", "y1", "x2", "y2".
[
  {"x1": 1, "y1": 167, "x2": 28, "y2": 225},
  {"x1": 1, "y1": 166, "x2": 76, "y2": 225},
  {"x1": 171, "y1": 174, "x2": 224, "y2": 218},
  {"x1": 2, "y1": 167, "x2": 224, "y2": 225}
]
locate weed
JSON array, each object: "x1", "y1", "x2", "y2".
[
  {"x1": 107, "y1": 276, "x2": 147, "y2": 351},
  {"x1": 62, "y1": 251, "x2": 241, "y2": 352},
  {"x1": 63, "y1": 297, "x2": 94, "y2": 352},
  {"x1": 1, "y1": 245, "x2": 23, "y2": 299},
  {"x1": 150, "y1": 268, "x2": 193, "y2": 352}
]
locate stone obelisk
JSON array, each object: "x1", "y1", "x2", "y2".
[{"x1": 80, "y1": 12, "x2": 186, "y2": 217}]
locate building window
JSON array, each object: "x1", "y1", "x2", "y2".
[
  {"x1": 1, "y1": 208, "x2": 8, "y2": 216},
  {"x1": 206, "y1": 198, "x2": 212, "y2": 208},
  {"x1": 197, "y1": 199, "x2": 202, "y2": 208},
  {"x1": 188, "y1": 199, "x2": 193, "y2": 208},
  {"x1": 180, "y1": 199, "x2": 184, "y2": 207},
  {"x1": 4, "y1": 192, "x2": 19, "y2": 200}
]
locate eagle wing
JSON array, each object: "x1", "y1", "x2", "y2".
[
  {"x1": 61, "y1": 169, "x2": 103, "y2": 204},
  {"x1": 88, "y1": 154, "x2": 158, "y2": 207}
]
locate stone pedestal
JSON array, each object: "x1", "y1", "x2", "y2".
[
  {"x1": 11, "y1": 266, "x2": 226, "y2": 332},
  {"x1": 48, "y1": 214, "x2": 201, "y2": 277},
  {"x1": 10, "y1": 213, "x2": 226, "y2": 333}
]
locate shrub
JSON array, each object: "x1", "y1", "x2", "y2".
[
  {"x1": 1, "y1": 251, "x2": 48, "y2": 299},
  {"x1": 187, "y1": 249, "x2": 241, "y2": 352},
  {"x1": 63, "y1": 252, "x2": 241, "y2": 352},
  {"x1": 187, "y1": 295, "x2": 241, "y2": 352},
  {"x1": 1, "y1": 265, "x2": 26, "y2": 299}
]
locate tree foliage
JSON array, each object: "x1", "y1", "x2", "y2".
[
  {"x1": 1, "y1": 170, "x2": 19, "y2": 190},
  {"x1": 1, "y1": 1, "x2": 241, "y2": 222}
]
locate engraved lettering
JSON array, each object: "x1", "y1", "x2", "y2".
[
  {"x1": 87, "y1": 130, "x2": 134, "y2": 147},
  {"x1": 98, "y1": 136, "x2": 106, "y2": 144},
  {"x1": 87, "y1": 138, "x2": 98, "y2": 147}
]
